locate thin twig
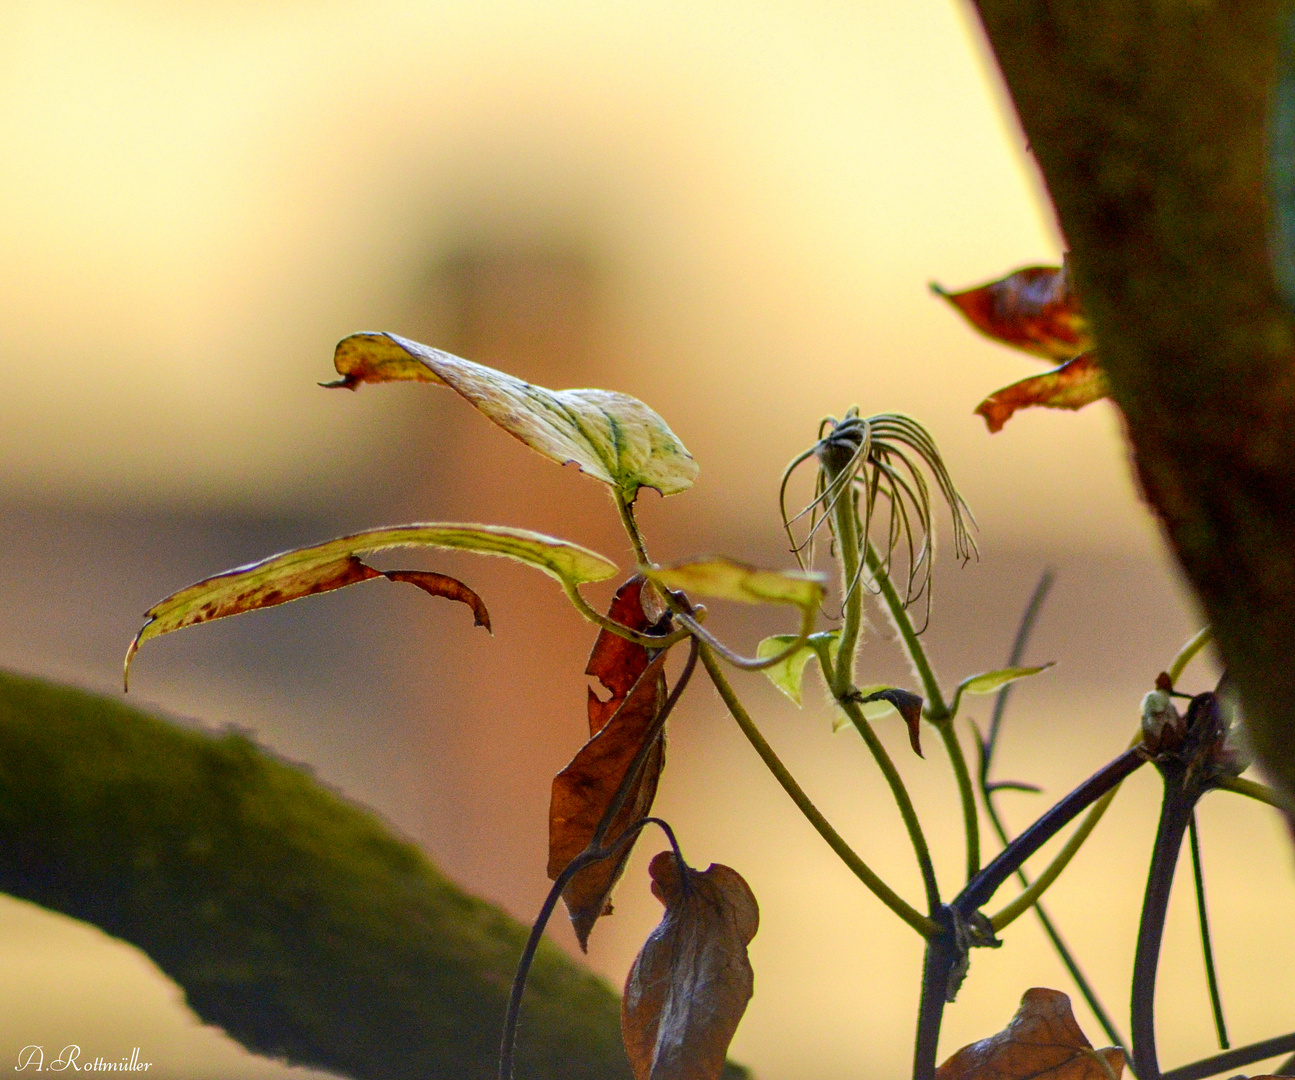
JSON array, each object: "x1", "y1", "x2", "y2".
[
  {"x1": 1188, "y1": 812, "x2": 1228, "y2": 1050},
  {"x1": 1158, "y1": 1032, "x2": 1295, "y2": 1080}
]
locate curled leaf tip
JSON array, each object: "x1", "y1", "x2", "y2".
[
  {"x1": 975, "y1": 352, "x2": 1109, "y2": 433},
  {"x1": 859, "y1": 688, "x2": 925, "y2": 757}
]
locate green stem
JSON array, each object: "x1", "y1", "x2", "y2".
[
  {"x1": 1216, "y1": 774, "x2": 1289, "y2": 810},
  {"x1": 700, "y1": 645, "x2": 938, "y2": 938},
  {"x1": 614, "y1": 490, "x2": 651, "y2": 568},
  {"x1": 831, "y1": 486, "x2": 865, "y2": 697},
  {"x1": 1167, "y1": 626, "x2": 1213, "y2": 687},
  {"x1": 989, "y1": 783, "x2": 1120, "y2": 931},
  {"x1": 938, "y1": 719, "x2": 981, "y2": 882},
  {"x1": 866, "y1": 544, "x2": 949, "y2": 718},
  {"x1": 837, "y1": 696, "x2": 942, "y2": 915},
  {"x1": 864, "y1": 543, "x2": 979, "y2": 879},
  {"x1": 675, "y1": 605, "x2": 816, "y2": 671},
  {"x1": 560, "y1": 580, "x2": 690, "y2": 649}
]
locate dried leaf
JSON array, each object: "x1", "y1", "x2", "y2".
[
  {"x1": 622, "y1": 852, "x2": 760, "y2": 1080},
  {"x1": 859, "y1": 688, "x2": 926, "y2": 757},
  {"x1": 381, "y1": 570, "x2": 492, "y2": 631},
  {"x1": 125, "y1": 524, "x2": 616, "y2": 686},
  {"x1": 328, "y1": 332, "x2": 698, "y2": 500},
  {"x1": 831, "y1": 682, "x2": 903, "y2": 732},
  {"x1": 649, "y1": 557, "x2": 826, "y2": 612},
  {"x1": 587, "y1": 576, "x2": 666, "y2": 735},
  {"x1": 934, "y1": 265, "x2": 1091, "y2": 362},
  {"x1": 550, "y1": 579, "x2": 668, "y2": 949},
  {"x1": 937, "y1": 988, "x2": 1124, "y2": 1080},
  {"x1": 976, "y1": 352, "x2": 1110, "y2": 433},
  {"x1": 756, "y1": 631, "x2": 840, "y2": 706}
]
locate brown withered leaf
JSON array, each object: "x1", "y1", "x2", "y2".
[
  {"x1": 550, "y1": 578, "x2": 668, "y2": 948},
  {"x1": 975, "y1": 352, "x2": 1110, "y2": 433},
  {"x1": 933, "y1": 264, "x2": 1092, "y2": 362},
  {"x1": 587, "y1": 576, "x2": 664, "y2": 735},
  {"x1": 622, "y1": 852, "x2": 760, "y2": 1080},
  {"x1": 937, "y1": 988, "x2": 1124, "y2": 1080},
  {"x1": 381, "y1": 570, "x2": 491, "y2": 632},
  {"x1": 860, "y1": 688, "x2": 926, "y2": 757}
]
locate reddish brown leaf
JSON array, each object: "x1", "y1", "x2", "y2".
[
  {"x1": 975, "y1": 352, "x2": 1110, "y2": 433},
  {"x1": 550, "y1": 580, "x2": 669, "y2": 950},
  {"x1": 587, "y1": 576, "x2": 663, "y2": 735},
  {"x1": 379, "y1": 569, "x2": 492, "y2": 631},
  {"x1": 622, "y1": 852, "x2": 760, "y2": 1080},
  {"x1": 937, "y1": 988, "x2": 1124, "y2": 1080},
  {"x1": 860, "y1": 688, "x2": 926, "y2": 757},
  {"x1": 934, "y1": 264, "x2": 1092, "y2": 362}
]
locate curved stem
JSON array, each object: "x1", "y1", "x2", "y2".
[
  {"x1": 838, "y1": 697, "x2": 942, "y2": 915},
  {"x1": 561, "y1": 579, "x2": 691, "y2": 649},
  {"x1": 701, "y1": 645, "x2": 938, "y2": 938},
  {"x1": 614, "y1": 489, "x2": 651, "y2": 567},
  {"x1": 1132, "y1": 766, "x2": 1200, "y2": 1080},
  {"x1": 990, "y1": 783, "x2": 1120, "y2": 931},
  {"x1": 1160, "y1": 1032, "x2": 1295, "y2": 1080},
  {"x1": 1216, "y1": 774, "x2": 1289, "y2": 809},
  {"x1": 938, "y1": 720, "x2": 981, "y2": 883},
  {"x1": 675, "y1": 605, "x2": 816, "y2": 671},
  {"x1": 1166, "y1": 627, "x2": 1213, "y2": 687}
]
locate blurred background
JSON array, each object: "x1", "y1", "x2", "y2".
[{"x1": 2, "y1": 1, "x2": 1292, "y2": 1078}]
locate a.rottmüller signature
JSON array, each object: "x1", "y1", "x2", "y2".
[{"x1": 14, "y1": 1046, "x2": 150, "y2": 1072}]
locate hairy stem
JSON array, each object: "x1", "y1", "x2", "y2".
[
  {"x1": 838, "y1": 695, "x2": 942, "y2": 915},
  {"x1": 615, "y1": 490, "x2": 651, "y2": 568},
  {"x1": 701, "y1": 645, "x2": 938, "y2": 938},
  {"x1": 863, "y1": 544, "x2": 978, "y2": 879}
]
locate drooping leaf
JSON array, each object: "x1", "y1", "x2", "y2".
[
  {"x1": 859, "y1": 688, "x2": 926, "y2": 757},
  {"x1": 933, "y1": 265, "x2": 1092, "y2": 362},
  {"x1": 649, "y1": 557, "x2": 826, "y2": 612},
  {"x1": 124, "y1": 524, "x2": 616, "y2": 686},
  {"x1": 327, "y1": 332, "x2": 699, "y2": 501},
  {"x1": 958, "y1": 664, "x2": 1054, "y2": 698},
  {"x1": 975, "y1": 352, "x2": 1110, "y2": 433},
  {"x1": 381, "y1": 569, "x2": 492, "y2": 631},
  {"x1": 756, "y1": 631, "x2": 840, "y2": 706},
  {"x1": 832, "y1": 683, "x2": 904, "y2": 732},
  {"x1": 549, "y1": 580, "x2": 669, "y2": 949},
  {"x1": 622, "y1": 852, "x2": 760, "y2": 1080},
  {"x1": 936, "y1": 988, "x2": 1124, "y2": 1080}
]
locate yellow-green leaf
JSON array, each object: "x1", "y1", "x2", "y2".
[
  {"x1": 328, "y1": 332, "x2": 699, "y2": 500},
  {"x1": 757, "y1": 631, "x2": 840, "y2": 706},
  {"x1": 959, "y1": 665, "x2": 1054, "y2": 697},
  {"x1": 648, "y1": 557, "x2": 826, "y2": 611},
  {"x1": 125, "y1": 524, "x2": 618, "y2": 686}
]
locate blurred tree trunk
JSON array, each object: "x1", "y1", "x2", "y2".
[{"x1": 971, "y1": 0, "x2": 1295, "y2": 804}]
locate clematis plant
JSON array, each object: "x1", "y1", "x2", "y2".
[{"x1": 125, "y1": 315, "x2": 1292, "y2": 1080}]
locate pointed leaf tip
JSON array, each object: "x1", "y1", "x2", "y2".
[
  {"x1": 938, "y1": 264, "x2": 1092, "y2": 362},
  {"x1": 976, "y1": 353, "x2": 1109, "y2": 432},
  {"x1": 330, "y1": 332, "x2": 698, "y2": 500},
  {"x1": 859, "y1": 688, "x2": 925, "y2": 756},
  {"x1": 123, "y1": 524, "x2": 615, "y2": 685},
  {"x1": 959, "y1": 664, "x2": 1055, "y2": 697},
  {"x1": 622, "y1": 853, "x2": 759, "y2": 1080}
]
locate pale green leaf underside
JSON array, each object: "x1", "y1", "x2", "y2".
[
  {"x1": 649, "y1": 556, "x2": 826, "y2": 610},
  {"x1": 125, "y1": 524, "x2": 618, "y2": 685},
  {"x1": 958, "y1": 664, "x2": 1054, "y2": 697},
  {"x1": 330, "y1": 332, "x2": 699, "y2": 500},
  {"x1": 832, "y1": 684, "x2": 904, "y2": 732},
  {"x1": 757, "y1": 631, "x2": 840, "y2": 706}
]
